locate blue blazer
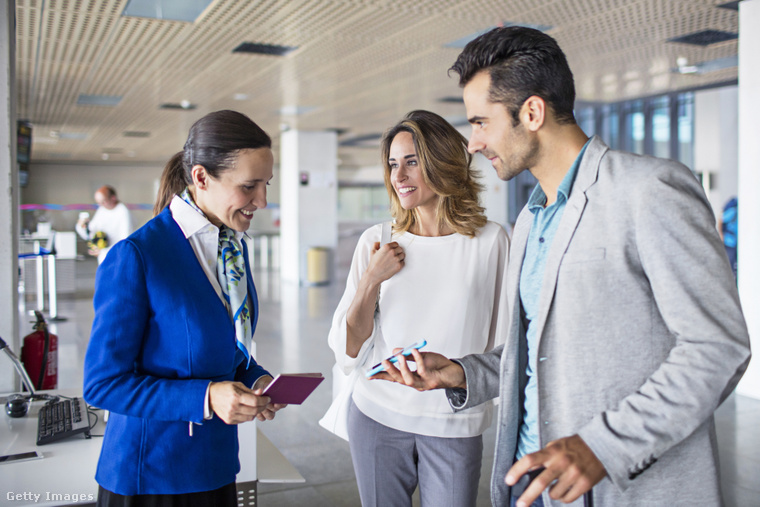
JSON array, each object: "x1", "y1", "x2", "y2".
[{"x1": 83, "y1": 208, "x2": 270, "y2": 495}]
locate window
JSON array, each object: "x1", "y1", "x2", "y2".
[
  {"x1": 651, "y1": 96, "x2": 671, "y2": 159},
  {"x1": 623, "y1": 100, "x2": 645, "y2": 155},
  {"x1": 677, "y1": 92, "x2": 694, "y2": 168}
]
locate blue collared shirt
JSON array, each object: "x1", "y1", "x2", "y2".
[{"x1": 516, "y1": 140, "x2": 590, "y2": 459}]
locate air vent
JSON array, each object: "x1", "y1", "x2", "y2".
[
  {"x1": 439, "y1": 97, "x2": 464, "y2": 103},
  {"x1": 233, "y1": 42, "x2": 297, "y2": 56},
  {"x1": 717, "y1": 1, "x2": 741, "y2": 11},
  {"x1": 338, "y1": 133, "x2": 383, "y2": 148},
  {"x1": 123, "y1": 131, "x2": 151, "y2": 138},
  {"x1": 102, "y1": 147, "x2": 123, "y2": 154},
  {"x1": 160, "y1": 102, "x2": 197, "y2": 110},
  {"x1": 668, "y1": 30, "x2": 738, "y2": 46},
  {"x1": 77, "y1": 94, "x2": 122, "y2": 106}
]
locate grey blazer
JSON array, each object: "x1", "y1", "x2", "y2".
[{"x1": 451, "y1": 137, "x2": 751, "y2": 506}]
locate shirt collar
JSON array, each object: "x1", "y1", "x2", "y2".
[
  {"x1": 169, "y1": 195, "x2": 247, "y2": 241},
  {"x1": 527, "y1": 139, "x2": 592, "y2": 212}
]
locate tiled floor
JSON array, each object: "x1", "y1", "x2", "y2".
[{"x1": 23, "y1": 228, "x2": 760, "y2": 507}]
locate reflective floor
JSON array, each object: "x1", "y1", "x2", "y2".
[{"x1": 23, "y1": 229, "x2": 760, "y2": 507}]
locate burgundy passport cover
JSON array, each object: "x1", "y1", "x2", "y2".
[{"x1": 262, "y1": 373, "x2": 324, "y2": 404}]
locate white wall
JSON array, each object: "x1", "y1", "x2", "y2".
[
  {"x1": 737, "y1": 0, "x2": 760, "y2": 400},
  {"x1": 21, "y1": 161, "x2": 281, "y2": 237}
]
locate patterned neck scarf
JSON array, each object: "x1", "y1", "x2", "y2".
[{"x1": 180, "y1": 188, "x2": 253, "y2": 363}]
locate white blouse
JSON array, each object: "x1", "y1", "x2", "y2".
[{"x1": 328, "y1": 221, "x2": 509, "y2": 438}]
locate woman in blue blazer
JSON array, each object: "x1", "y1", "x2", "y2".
[{"x1": 83, "y1": 110, "x2": 284, "y2": 506}]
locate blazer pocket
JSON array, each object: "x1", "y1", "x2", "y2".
[{"x1": 562, "y1": 247, "x2": 606, "y2": 264}]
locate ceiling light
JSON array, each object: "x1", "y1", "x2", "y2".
[
  {"x1": 278, "y1": 105, "x2": 317, "y2": 116},
  {"x1": 338, "y1": 133, "x2": 383, "y2": 148},
  {"x1": 77, "y1": 94, "x2": 122, "y2": 106},
  {"x1": 445, "y1": 22, "x2": 553, "y2": 49},
  {"x1": 233, "y1": 93, "x2": 250, "y2": 101},
  {"x1": 57, "y1": 132, "x2": 89, "y2": 140},
  {"x1": 672, "y1": 55, "x2": 738, "y2": 75},
  {"x1": 122, "y1": 0, "x2": 214, "y2": 22},
  {"x1": 233, "y1": 42, "x2": 297, "y2": 56}
]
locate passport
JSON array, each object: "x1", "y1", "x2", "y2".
[{"x1": 261, "y1": 373, "x2": 324, "y2": 404}]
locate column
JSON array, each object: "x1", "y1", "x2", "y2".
[
  {"x1": 279, "y1": 130, "x2": 338, "y2": 285},
  {"x1": 0, "y1": 1, "x2": 19, "y2": 392},
  {"x1": 737, "y1": 0, "x2": 760, "y2": 399}
]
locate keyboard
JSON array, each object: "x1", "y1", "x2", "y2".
[{"x1": 37, "y1": 397, "x2": 90, "y2": 445}]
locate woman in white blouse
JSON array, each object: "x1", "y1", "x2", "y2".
[{"x1": 327, "y1": 110, "x2": 510, "y2": 507}]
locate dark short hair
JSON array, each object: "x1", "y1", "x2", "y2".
[{"x1": 449, "y1": 26, "x2": 576, "y2": 125}]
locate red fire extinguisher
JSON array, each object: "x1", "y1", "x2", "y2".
[{"x1": 21, "y1": 310, "x2": 58, "y2": 390}]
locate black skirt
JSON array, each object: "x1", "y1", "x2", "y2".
[{"x1": 96, "y1": 483, "x2": 237, "y2": 507}]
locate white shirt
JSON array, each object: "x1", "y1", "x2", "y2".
[
  {"x1": 328, "y1": 221, "x2": 510, "y2": 438},
  {"x1": 75, "y1": 201, "x2": 133, "y2": 263},
  {"x1": 168, "y1": 195, "x2": 247, "y2": 309}
]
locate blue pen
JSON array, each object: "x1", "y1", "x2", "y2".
[{"x1": 366, "y1": 340, "x2": 427, "y2": 377}]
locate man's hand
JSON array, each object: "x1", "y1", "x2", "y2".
[
  {"x1": 209, "y1": 380, "x2": 284, "y2": 424},
  {"x1": 87, "y1": 246, "x2": 101, "y2": 257},
  {"x1": 369, "y1": 347, "x2": 467, "y2": 391},
  {"x1": 506, "y1": 435, "x2": 606, "y2": 506}
]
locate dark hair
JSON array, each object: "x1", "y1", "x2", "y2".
[
  {"x1": 449, "y1": 26, "x2": 576, "y2": 126},
  {"x1": 381, "y1": 110, "x2": 486, "y2": 237},
  {"x1": 153, "y1": 110, "x2": 272, "y2": 215}
]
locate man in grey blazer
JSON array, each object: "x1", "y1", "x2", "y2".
[{"x1": 376, "y1": 27, "x2": 751, "y2": 506}]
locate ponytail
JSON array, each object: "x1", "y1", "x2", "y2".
[
  {"x1": 153, "y1": 110, "x2": 272, "y2": 217},
  {"x1": 153, "y1": 152, "x2": 187, "y2": 216}
]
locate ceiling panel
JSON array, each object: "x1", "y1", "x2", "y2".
[{"x1": 15, "y1": 0, "x2": 740, "y2": 168}]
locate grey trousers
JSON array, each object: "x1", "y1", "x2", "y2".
[{"x1": 347, "y1": 399, "x2": 483, "y2": 507}]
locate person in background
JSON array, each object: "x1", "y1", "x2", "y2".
[
  {"x1": 84, "y1": 110, "x2": 285, "y2": 507},
  {"x1": 327, "y1": 110, "x2": 509, "y2": 507},
  {"x1": 375, "y1": 27, "x2": 750, "y2": 507},
  {"x1": 719, "y1": 196, "x2": 738, "y2": 278},
  {"x1": 75, "y1": 185, "x2": 133, "y2": 264}
]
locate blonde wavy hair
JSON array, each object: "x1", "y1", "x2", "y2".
[{"x1": 381, "y1": 110, "x2": 486, "y2": 237}]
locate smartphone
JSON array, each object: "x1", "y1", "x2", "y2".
[
  {"x1": 0, "y1": 451, "x2": 43, "y2": 465},
  {"x1": 365, "y1": 340, "x2": 427, "y2": 377}
]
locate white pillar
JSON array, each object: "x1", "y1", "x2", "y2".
[
  {"x1": 279, "y1": 130, "x2": 338, "y2": 285},
  {"x1": 736, "y1": 0, "x2": 760, "y2": 400},
  {"x1": 0, "y1": 1, "x2": 19, "y2": 392}
]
